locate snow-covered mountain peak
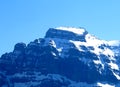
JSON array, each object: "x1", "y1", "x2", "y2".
[
  {"x1": 56, "y1": 27, "x2": 86, "y2": 35},
  {"x1": 1, "y1": 27, "x2": 120, "y2": 87},
  {"x1": 45, "y1": 27, "x2": 88, "y2": 42},
  {"x1": 45, "y1": 27, "x2": 120, "y2": 57}
]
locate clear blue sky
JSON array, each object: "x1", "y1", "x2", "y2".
[{"x1": 0, "y1": 0, "x2": 120, "y2": 56}]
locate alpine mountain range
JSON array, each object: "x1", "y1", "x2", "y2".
[{"x1": 0, "y1": 27, "x2": 120, "y2": 87}]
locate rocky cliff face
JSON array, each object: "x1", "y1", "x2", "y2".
[
  {"x1": 0, "y1": 27, "x2": 120, "y2": 87},
  {"x1": 45, "y1": 27, "x2": 88, "y2": 42}
]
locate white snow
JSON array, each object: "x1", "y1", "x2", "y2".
[
  {"x1": 57, "y1": 47, "x2": 63, "y2": 52},
  {"x1": 69, "y1": 82, "x2": 115, "y2": 87},
  {"x1": 49, "y1": 40, "x2": 56, "y2": 47},
  {"x1": 93, "y1": 60, "x2": 101, "y2": 64},
  {"x1": 69, "y1": 40, "x2": 84, "y2": 51},
  {"x1": 108, "y1": 40, "x2": 120, "y2": 46},
  {"x1": 108, "y1": 62, "x2": 119, "y2": 70},
  {"x1": 102, "y1": 48, "x2": 114, "y2": 57},
  {"x1": 51, "y1": 52, "x2": 57, "y2": 56},
  {"x1": 92, "y1": 47, "x2": 102, "y2": 55},
  {"x1": 85, "y1": 34, "x2": 105, "y2": 46},
  {"x1": 97, "y1": 82, "x2": 115, "y2": 87},
  {"x1": 112, "y1": 72, "x2": 120, "y2": 80},
  {"x1": 56, "y1": 27, "x2": 85, "y2": 35},
  {"x1": 69, "y1": 34, "x2": 115, "y2": 57}
]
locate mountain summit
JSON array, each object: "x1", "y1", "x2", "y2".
[
  {"x1": 0, "y1": 27, "x2": 120, "y2": 87},
  {"x1": 45, "y1": 27, "x2": 88, "y2": 41}
]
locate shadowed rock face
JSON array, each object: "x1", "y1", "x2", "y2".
[{"x1": 0, "y1": 27, "x2": 120, "y2": 87}]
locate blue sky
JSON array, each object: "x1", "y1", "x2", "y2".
[{"x1": 0, "y1": 0, "x2": 120, "y2": 56}]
